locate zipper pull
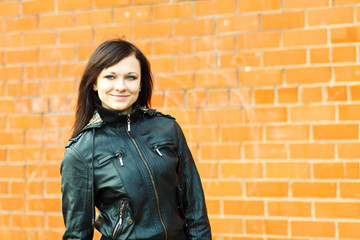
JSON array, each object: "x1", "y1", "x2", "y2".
[
  {"x1": 154, "y1": 146, "x2": 163, "y2": 157},
  {"x1": 119, "y1": 154, "x2": 124, "y2": 167},
  {"x1": 127, "y1": 114, "x2": 131, "y2": 132},
  {"x1": 113, "y1": 200, "x2": 125, "y2": 237}
]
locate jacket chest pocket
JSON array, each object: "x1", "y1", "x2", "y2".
[
  {"x1": 151, "y1": 140, "x2": 177, "y2": 158},
  {"x1": 95, "y1": 199, "x2": 135, "y2": 240},
  {"x1": 98, "y1": 151, "x2": 125, "y2": 167}
]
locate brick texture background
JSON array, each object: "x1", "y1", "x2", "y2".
[{"x1": 1, "y1": 0, "x2": 360, "y2": 239}]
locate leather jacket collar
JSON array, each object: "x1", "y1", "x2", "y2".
[{"x1": 95, "y1": 102, "x2": 140, "y2": 125}]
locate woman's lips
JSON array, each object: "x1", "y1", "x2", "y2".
[{"x1": 110, "y1": 94, "x2": 129, "y2": 99}]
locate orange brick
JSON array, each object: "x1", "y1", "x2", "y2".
[
  {"x1": 0, "y1": 100, "x2": 15, "y2": 113},
  {"x1": 47, "y1": 214, "x2": 64, "y2": 228},
  {"x1": 13, "y1": 214, "x2": 45, "y2": 227},
  {"x1": 59, "y1": 28, "x2": 93, "y2": 44},
  {"x1": 209, "y1": 217, "x2": 243, "y2": 234},
  {"x1": 244, "y1": 143, "x2": 287, "y2": 159},
  {"x1": 27, "y1": 164, "x2": 60, "y2": 178},
  {"x1": 335, "y1": 65, "x2": 360, "y2": 82},
  {"x1": 149, "y1": 57, "x2": 173, "y2": 73},
  {"x1": 0, "y1": 197, "x2": 25, "y2": 210},
  {"x1": 200, "y1": 144, "x2": 241, "y2": 160},
  {"x1": 224, "y1": 200, "x2": 264, "y2": 215},
  {"x1": 290, "y1": 143, "x2": 335, "y2": 159},
  {"x1": 25, "y1": 130, "x2": 60, "y2": 145},
  {"x1": 153, "y1": 38, "x2": 192, "y2": 55},
  {"x1": 95, "y1": 25, "x2": 132, "y2": 42},
  {"x1": 254, "y1": 89, "x2": 274, "y2": 104},
  {"x1": 28, "y1": 181, "x2": 44, "y2": 195},
  {"x1": 30, "y1": 231, "x2": 63, "y2": 239},
  {"x1": 151, "y1": 93, "x2": 164, "y2": 108},
  {"x1": 357, "y1": 6, "x2": 360, "y2": 22},
  {"x1": 246, "y1": 219, "x2": 288, "y2": 235},
  {"x1": 219, "y1": 52, "x2": 260, "y2": 69},
  {"x1": 196, "y1": 162, "x2": 218, "y2": 178},
  {"x1": 77, "y1": 44, "x2": 98, "y2": 60},
  {"x1": 291, "y1": 221, "x2": 335, "y2": 238},
  {"x1": 291, "y1": 182, "x2": 337, "y2": 198},
  {"x1": 238, "y1": 0, "x2": 281, "y2": 12},
  {"x1": 237, "y1": 31, "x2": 280, "y2": 49},
  {"x1": 187, "y1": 90, "x2": 206, "y2": 107},
  {"x1": 76, "y1": 9, "x2": 112, "y2": 26},
  {"x1": 338, "y1": 143, "x2": 360, "y2": 159},
  {"x1": 39, "y1": 13, "x2": 74, "y2": 29},
  {"x1": 268, "y1": 201, "x2": 311, "y2": 217},
  {"x1": 9, "y1": 115, "x2": 42, "y2": 129},
  {"x1": 200, "y1": 108, "x2": 241, "y2": 124},
  {"x1": 311, "y1": 46, "x2": 357, "y2": 63},
  {"x1": 203, "y1": 180, "x2": 242, "y2": 197},
  {"x1": 195, "y1": 0, "x2": 235, "y2": 16},
  {"x1": 9, "y1": 148, "x2": 42, "y2": 162},
  {"x1": 176, "y1": 54, "x2": 216, "y2": 72},
  {"x1": 0, "y1": 66, "x2": 23, "y2": 80},
  {"x1": 308, "y1": 7, "x2": 353, "y2": 26},
  {"x1": 340, "y1": 182, "x2": 360, "y2": 198},
  {"x1": 339, "y1": 222, "x2": 360, "y2": 239},
  {"x1": 314, "y1": 162, "x2": 359, "y2": 179},
  {"x1": 240, "y1": 69, "x2": 282, "y2": 87},
  {"x1": 175, "y1": 19, "x2": 214, "y2": 36},
  {"x1": 6, "y1": 49, "x2": 39, "y2": 64},
  {"x1": 32, "y1": 97, "x2": 49, "y2": 113},
  {"x1": 284, "y1": 0, "x2": 328, "y2": 8},
  {"x1": 11, "y1": 181, "x2": 27, "y2": 194},
  {"x1": 0, "y1": 165, "x2": 25, "y2": 178},
  {"x1": 165, "y1": 91, "x2": 184, "y2": 108},
  {"x1": 41, "y1": 80, "x2": 76, "y2": 95},
  {"x1": 44, "y1": 147, "x2": 64, "y2": 162},
  {"x1": 283, "y1": 29, "x2": 327, "y2": 47},
  {"x1": 58, "y1": 0, "x2": 91, "y2": 11},
  {"x1": 246, "y1": 181, "x2": 288, "y2": 197},
  {"x1": 134, "y1": 22, "x2": 172, "y2": 39},
  {"x1": 196, "y1": 71, "x2": 237, "y2": 88},
  {"x1": 0, "y1": 32, "x2": 21, "y2": 48},
  {"x1": 231, "y1": 89, "x2": 251, "y2": 106},
  {"x1": 316, "y1": 202, "x2": 360, "y2": 218},
  {"x1": 0, "y1": 2, "x2": 20, "y2": 17},
  {"x1": 164, "y1": 109, "x2": 197, "y2": 125},
  {"x1": 182, "y1": 126, "x2": 218, "y2": 142},
  {"x1": 221, "y1": 163, "x2": 262, "y2": 178},
  {"x1": 94, "y1": 0, "x2": 130, "y2": 7},
  {"x1": 0, "y1": 213, "x2": 9, "y2": 226},
  {"x1": 154, "y1": 3, "x2": 192, "y2": 20},
  {"x1": 132, "y1": 0, "x2": 167, "y2": 3},
  {"x1": 14, "y1": 99, "x2": 31, "y2": 113},
  {"x1": 221, "y1": 126, "x2": 262, "y2": 142},
  {"x1": 154, "y1": 73, "x2": 194, "y2": 90},
  {"x1": 114, "y1": 6, "x2": 151, "y2": 23},
  {"x1": 290, "y1": 105, "x2": 335, "y2": 122},
  {"x1": 264, "y1": 49, "x2": 306, "y2": 66},
  {"x1": 334, "y1": 0, "x2": 360, "y2": 4},
  {"x1": 40, "y1": 47, "x2": 74, "y2": 62},
  {"x1": 301, "y1": 86, "x2": 322, "y2": 103},
  {"x1": 7, "y1": 82, "x2": 40, "y2": 97},
  {"x1": 266, "y1": 162, "x2": 310, "y2": 178},
  {"x1": 60, "y1": 62, "x2": 86, "y2": 78},
  {"x1": 261, "y1": 11, "x2": 304, "y2": 30},
  {"x1": 313, "y1": 124, "x2": 358, "y2": 140},
  {"x1": 22, "y1": 0, "x2": 54, "y2": 14},
  {"x1": 195, "y1": 35, "x2": 235, "y2": 52},
  {"x1": 217, "y1": 15, "x2": 258, "y2": 33},
  {"x1": 208, "y1": 89, "x2": 229, "y2": 106},
  {"x1": 23, "y1": 32, "x2": 56, "y2": 46},
  {"x1": 44, "y1": 114, "x2": 74, "y2": 128},
  {"x1": 244, "y1": 107, "x2": 287, "y2": 123},
  {"x1": 5, "y1": 16, "x2": 37, "y2": 32},
  {"x1": 278, "y1": 87, "x2": 298, "y2": 103},
  {"x1": 326, "y1": 85, "x2": 347, "y2": 101},
  {"x1": 0, "y1": 131, "x2": 25, "y2": 145},
  {"x1": 49, "y1": 96, "x2": 67, "y2": 112},
  {"x1": 331, "y1": 26, "x2": 360, "y2": 43},
  {"x1": 28, "y1": 198, "x2": 61, "y2": 211},
  {"x1": 266, "y1": 125, "x2": 309, "y2": 141}
]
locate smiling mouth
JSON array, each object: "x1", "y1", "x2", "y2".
[{"x1": 110, "y1": 94, "x2": 129, "y2": 99}]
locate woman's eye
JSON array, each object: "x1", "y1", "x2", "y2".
[
  {"x1": 104, "y1": 75, "x2": 115, "y2": 80},
  {"x1": 127, "y1": 76, "x2": 137, "y2": 80}
]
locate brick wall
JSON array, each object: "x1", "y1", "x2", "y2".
[{"x1": 1, "y1": 0, "x2": 360, "y2": 239}]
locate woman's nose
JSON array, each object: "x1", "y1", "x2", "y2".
[{"x1": 114, "y1": 79, "x2": 126, "y2": 91}]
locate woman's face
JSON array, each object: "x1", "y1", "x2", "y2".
[{"x1": 94, "y1": 54, "x2": 141, "y2": 115}]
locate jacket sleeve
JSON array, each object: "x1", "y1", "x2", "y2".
[
  {"x1": 61, "y1": 147, "x2": 94, "y2": 240},
  {"x1": 175, "y1": 122, "x2": 212, "y2": 239}
]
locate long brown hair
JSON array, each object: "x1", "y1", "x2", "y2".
[{"x1": 71, "y1": 39, "x2": 153, "y2": 138}]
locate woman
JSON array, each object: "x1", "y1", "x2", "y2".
[{"x1": 60, "y1": 39, "x2": 211, "y2": 240}]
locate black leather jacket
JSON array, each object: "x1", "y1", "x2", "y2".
[{"x1": 61, "y1": 105, "x2": 211, "y2": 240}]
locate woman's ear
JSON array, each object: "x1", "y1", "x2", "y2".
[{"x1": 93, "y1": 84, "x2": 98, "y2": 91}]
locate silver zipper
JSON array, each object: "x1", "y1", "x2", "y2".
[
  {"x1": 125, "y1": 128, "x2": 168, "y2": 240},
  {"x1": 127, "y1": 114, "x2": 131, "y2": 131},
  {"x1": 119, "y1": 154, "x2": 124, "y2": 167},
  {"x1": 112, "y1": 200, "x2": 125, "y2": 238},
  {"x1": 154, "y1": 146, "x2": 163, "y2": 157}
]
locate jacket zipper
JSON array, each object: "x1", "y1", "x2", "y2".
[
  {"x1": 113, "y1": 200, "x2": 125, "y2": 238},
  {"x1": 118, "y1": 153, "x2": 124, "y2": 167},
  {"x1": 153, "y1": 146, "x2": 163, "y2": 157},
  {"x1": 125, "y1": 116, "x2": 168, "y2": 240}
]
